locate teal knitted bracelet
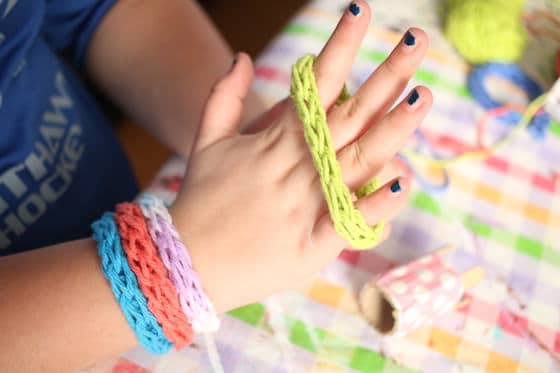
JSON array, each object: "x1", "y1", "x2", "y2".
[{"x1": 92, "y1": 212, "x2": 172, "y2": 354}]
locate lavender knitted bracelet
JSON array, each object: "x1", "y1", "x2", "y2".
[{"x1": 138, "y1": 194, "x2": 220, "y2": 334}]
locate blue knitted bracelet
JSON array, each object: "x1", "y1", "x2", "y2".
[{"x1": 92, "y1": 212, "x2": 172, "y2": 354}]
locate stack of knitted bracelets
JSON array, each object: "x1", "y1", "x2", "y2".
[{"x1": 91, "y1": 194, "x2": 219, "y2": 354}]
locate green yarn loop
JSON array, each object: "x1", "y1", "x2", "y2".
[
  {"x1": 444, "y1": 0, "x2": 527, "y2": 64},
  {"x1": 290, "y1": 54, "x2": 384, "y2": 250}
]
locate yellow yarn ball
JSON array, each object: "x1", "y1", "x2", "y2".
[{"x1": 444, "y1": 0, "x2": 527, "y2": 64}]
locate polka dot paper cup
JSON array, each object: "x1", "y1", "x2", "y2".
[{"x1": 359, "y1": 250, "x2": 467, "y2": 337}]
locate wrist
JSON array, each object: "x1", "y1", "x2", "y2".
[{"x1": 168, "y1": 200, "x2": 227, "y2": 314}]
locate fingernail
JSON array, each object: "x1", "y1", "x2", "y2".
[
  {"x1": 407, "y1": 89, "x2": 420, "y2": 106},
  {"x1": 348, "y1": 2, "x2": 360, "y2": 16},
  {"x1": 390, "y1": 180, "x2": 402, "y2": 193},
  {"x1": 404, "y1": 30, "x2": 416, "y2": 46}
]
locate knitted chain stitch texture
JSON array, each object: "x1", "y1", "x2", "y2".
[
  {"x1": 290, "y1": 54, "x2": 384, "y2": 250},
  {"x1": 92, "y1": 213, "x2": 172, "y2": 354},
  {"x1": 138, "y1": 194, "x2": 220, "y2": 334},
  {"x1": 115, "y1": 203, "x2": 193, "y2": 348}
]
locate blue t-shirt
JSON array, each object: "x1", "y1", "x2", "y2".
[{"x1": 0, "y1": 0, "x2": 138, "y2": 255}]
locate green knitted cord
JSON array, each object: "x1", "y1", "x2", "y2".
[{"x1": 290, "y1": 54, "x2": 384, "y2": 250}]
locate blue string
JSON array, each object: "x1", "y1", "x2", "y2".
[
  {"x1": 399, "y1": 130, "x2": 450, "y2": 195},
  {"x1": 92, "y1": 212, "x2": 172, "y2": 354},
  {"x1": 468, "y1": 63, "x2": 550, "y2": 140}
]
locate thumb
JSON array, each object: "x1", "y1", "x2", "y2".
[{"x1": 193, "y1": 52, "x2": 254, "y2": 153}]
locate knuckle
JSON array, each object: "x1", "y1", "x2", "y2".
[
  {"x1": 382, "y1": 56, "x2": 403, "y2": 79},
  {"x1": 349, "y1": 141, "x2": 374, "y2": 175},
  {"x1": 340, "y1": 94, "x2": 362, "y2": 121}
]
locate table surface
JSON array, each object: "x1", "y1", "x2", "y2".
[{"x1": 83, "y1": 1, "x2": 560, "y2": 372}]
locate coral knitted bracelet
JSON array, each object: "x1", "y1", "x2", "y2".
[
  {"x1": 91, "y1": 212, "x2": 172, "y2": 354},
  {"x1": 114, "y1": 203, "x2": 193, "y2": 349},
  {"x1": 138, "y1": 194, "x2": 220, "y2": 334}
]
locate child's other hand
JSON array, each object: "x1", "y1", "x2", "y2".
[{"x1": 170, "y1": 0, "x2": 432, "y2": 312}]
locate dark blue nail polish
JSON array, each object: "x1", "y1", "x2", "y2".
[
  {"x1": 407, "y1": 89, "x2": 419, "y2": 105},
  {"x1": 404, "y1": 30, "x2": 416, "y2": 46},
  {"x1": 349, "y1": 2, "x2": 360, "y2": 16},
  {"x1": 390, "y1": 180, "x2": 401, "y2": 193}
]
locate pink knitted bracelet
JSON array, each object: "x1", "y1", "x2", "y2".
[{"x1": 138, "y1": 194, "x2": 220, "y2": 334}]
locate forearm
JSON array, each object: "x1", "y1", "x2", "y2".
[
  {"x1": 86, "y1": 0, "x2": 264, "y2": 157},
  {"x1": 0, "y1": 239, "x2": 136, "y2": 372},
  {"x1": 0, "y1": 211, "x2": 229, "y2": 372}
]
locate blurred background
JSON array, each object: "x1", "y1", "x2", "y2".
[{"x1": 117, "y1": 0, "x2": 306, "y2": 187}]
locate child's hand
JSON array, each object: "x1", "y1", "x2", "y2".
[{"x1": 170, "y1": 1, "x2": 432, "y2": 312}]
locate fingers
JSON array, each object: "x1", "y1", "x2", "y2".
[
  {"x1": 353, "y1": 177, "x2": 410, "y2": 224},
  {"x1": 376, "y1": 158, "x2": 406, "y2": 185},
  {"x1": 338, "y1": 86, "x2": 432, "y2": 191},
  {"x1": 311, "y1": 176, "x2": 409, "y2": 252},
  {"x1": 193, "y1": 52, "x2": 254, "y2": 153},
  {"x1": 314, "y1": 0, "x2": 371, "y2": 109},
  {"x1": 329, "y1": 28, "x2": 429, "y2": 149}
]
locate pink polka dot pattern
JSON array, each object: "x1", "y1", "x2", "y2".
[{"x1": 372, "y1": 252, "x2": 464, "y2": 337}]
